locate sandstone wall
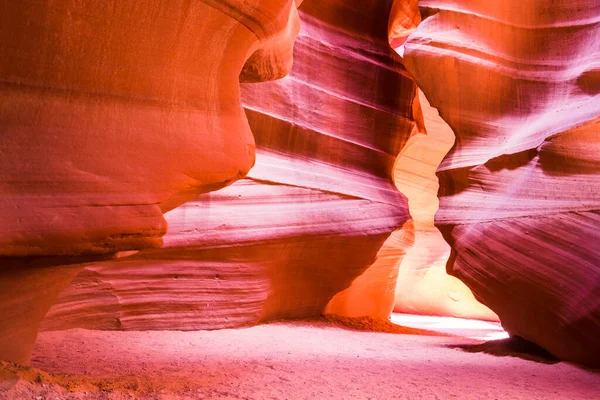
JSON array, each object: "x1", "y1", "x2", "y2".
[
  {"x1": 41, "y1": 0, "x2": 418, "y2": 332},
  {"x1": 401, "y1": 0, "x2": 600, "y2": 366}
]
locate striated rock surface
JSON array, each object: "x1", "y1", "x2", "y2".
[
  {"x1": 0, "y1": 0, "x2": 301, "y2": 364},
  {"x1": 0, "y1": 0, "x2": 303, "y2": 256},
  {"x1": 402, "y1": 0, "x2": 600, "y2": 366},
  {"x1": 42, "y1": 0, "x2": 418, "y2": 331},
  {"x1": 42, "y1": 180, "x2": 407, "y2": 331}
]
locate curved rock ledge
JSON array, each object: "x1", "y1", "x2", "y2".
[{"x1": 0, "y1": 0, "x2": 301, "y2": 364}]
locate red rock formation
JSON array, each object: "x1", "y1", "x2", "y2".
[
  {"x1": 401, "y1": 0, "x2": 600, "y2": 366},
  {"x1": 0, "y1": 260, "x2": 83, "y2": 364},
  {"x1": 0, "y1": 0, "x2": 304, "y2": 256},
  {"x1": 42, "y1": 0, "x2": 419, "y2": 332},
  {"x1": 0, "y1": 0, "x2": 301, "y2": 364},
  {"x1": 388, "y1": 0, "x2": 421, "y2": 49}
]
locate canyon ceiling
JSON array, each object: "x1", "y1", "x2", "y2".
[{"x1": 0, "y1": 0, "x2": 598, "y2": 368}]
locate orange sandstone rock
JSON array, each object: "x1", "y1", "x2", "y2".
[
  {"x1": 42, "y1": 0, "x2": 419, "y2": 332},
  {"x1": 0, "y1": 0, "x2": 302, "y2": 256},
  {"x1": 0, "y1": 0, "x2": 301, "y2": 364}
]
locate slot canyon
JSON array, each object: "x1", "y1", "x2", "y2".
[{"x1": 0, "y1": 0, "x2": 599, "y2": 398}]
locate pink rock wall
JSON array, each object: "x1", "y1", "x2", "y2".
[
  {"x1": 41, "y1": 0, "x2": 418, "y2": 332},
  {"x1": 401, "y1": 0, "x2": 600, "y2": 366}
]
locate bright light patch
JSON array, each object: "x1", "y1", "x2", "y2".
[
  {"x1": 394, "y1": 45, "x2": 405, "y2": 57},
  {"x1": 390, "y1": 313, "x2": 509, "y2": 341}
]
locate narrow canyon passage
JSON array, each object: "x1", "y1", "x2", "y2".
[
  {"x1": 1, "y1": 0, "x2": 599, "y2": 398},
  {"x1": 391, "y1": 90, "x2": 498, "y2": 321}
]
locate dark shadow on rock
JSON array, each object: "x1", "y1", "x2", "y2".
[{"x1": 446, "y1": 336, "x2": 560, "y2": 364}]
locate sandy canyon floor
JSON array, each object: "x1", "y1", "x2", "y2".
[{"x1": 1, "y1": 315, "x2": 598, "y2": 399}]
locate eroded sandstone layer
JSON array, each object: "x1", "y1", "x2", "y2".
[
  {"x1": 401, "y1": 0, "x2": 600, "y2": 366},
  {"x1": 41, "y1": 0, "x2": 418, "y2": 332},
  {"x1": 0, "y1": 0, "x2": 301, "y2": 364}
]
